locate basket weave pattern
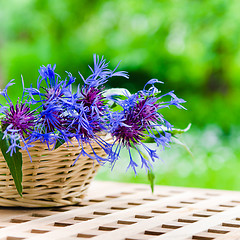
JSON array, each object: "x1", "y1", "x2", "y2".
[{"x1": 0, "y1": 135, "x2": 111, "y2": 207}]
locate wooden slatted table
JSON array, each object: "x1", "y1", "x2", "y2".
[{"x1": 1, "y1": 181, "x2": 240, "y2": 240}]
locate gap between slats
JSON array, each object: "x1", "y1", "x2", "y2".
[
  {"x1": 0, "y1": 183, "x2": 181, "y2": 239},
  {"x1": 84, "y1": 194, "x2": 238, "y2": 240},
  {"x1": 23, "y1": 191, "x2": 193, "y2": 240},
  {"x1": 150, "y1": 204, "x2": 240, "y2": 240}
]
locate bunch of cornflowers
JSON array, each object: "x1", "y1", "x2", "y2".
[{"x1": 0, "y1": 55, "x2": 188, "y2": 195}]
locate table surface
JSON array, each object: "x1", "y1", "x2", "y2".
[{"x1": 1, "y1": 181, "x2": 240, "y2": 240}]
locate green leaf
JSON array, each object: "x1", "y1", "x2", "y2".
[
  {"x1": 144, "y1": 123, "x2": 192, "y2": 143},
  {"x1": 169, "y1": 123, "x2": 192, "y2": 135},
  {"x1": 148, "y1": 168, "x2": 155, "y2": 193},
  {"x1": 0, "y1": 132, "x2": 23, "y2": 196},
  {"x1": 144, "y1": 136, "x2": 156, "y2": 143},
  {"x1": 103, "y1": 88, "x2": 131, "y2": 99},
  {"x1": 55, "y1": 138, "x2": 66, "y2": 149}
]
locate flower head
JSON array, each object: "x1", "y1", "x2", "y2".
[
  {"x1": 110, "y1": 107, "x2": 145, "y2": 148},
  {"x1": 1, "y1": 102, "x2": 35, "y2": 136},
  {"x1": 37, "y1": 104, "x2": 68, "y2": 133},
  {"x1": 0, "y1": 81, "x2": 37, "y2": 158},
  {"x1": 109, "y1": 79, "x2": 186, "y2": 174}
]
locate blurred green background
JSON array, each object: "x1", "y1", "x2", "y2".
[{"x1": 0, "y1": 0, "x2": 240, "y2": 190}]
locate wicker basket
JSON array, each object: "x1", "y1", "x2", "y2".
[{"x1": 0, "y1": 134, "x2": 112, "y2": 208}]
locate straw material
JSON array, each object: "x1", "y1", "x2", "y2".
[{"x1": 0, "y1": 134, "x2": 112, "y2": 208}]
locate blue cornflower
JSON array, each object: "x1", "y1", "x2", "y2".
[
  {"x1": 25, "y1": 65, "x2": 75, "y2": 106},
  {"x1": 73, "y1": 54, "x2": 129, "y2": 137},
  {"x1": 0, "y1": 80, "x2": 15, "y2": 105},
  {"x1": 79, "y1": 54, "x2": 129, "y2": 88},
  {"x1": 0, "y1": 81, "x2": 36, "y2": 138},
  {"x1": 22, "y1": 65, "x2": 77, "y2": 148},
  {"x1": 65, "y1": 92, "x2": 112, "y2": 165},
  {"x1": 76, "y1": 86, "x2": 106, "y2": 133},
  {"x1": 68, "y1": 103, "x2": 94, "y2": 139},
  {"x1": 0, "y1": 81, "x2": 36, "y2": 156},
  {"x1": 41, "y1": 71, "x2": 75, "y2": 103},
  {"x1": 38, "y1": 64, "x2": 58, "y2": 89},
  {"x1": 109, "y1": 98, "x2": 157, "y2": 173},
  {"x1": 109, "y1": 79, "x2": 186, "y2": 174},
  {"x1": 1, "y1": 102, "x2": 36, "y2": 136},
  {"x1": 37, "y1": 104, "x2": 67, "y2": 133},
  {"x1": 65, "y1": 55, "x2": 129, "y2": 165}
]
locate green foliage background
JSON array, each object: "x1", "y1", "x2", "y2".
[{"x1": 0, "y1": 0, "x2": 239, "y2": 189}]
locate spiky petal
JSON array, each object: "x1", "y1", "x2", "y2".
[
  {"x1": 109, "y1": 80, "x2": 186, "y2": 174},
  {"x1": 2, "y1": 102, "x2": 35, "y2": 136}
]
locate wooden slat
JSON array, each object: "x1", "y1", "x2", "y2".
[
  {"x1": 17, "y1": 192, "x2": 194, "y2": 239},
  {"x1": 214, "y1": 228, "x2": 240, "y2": 239},
  {"x1": 150, "y1": 205, "x2": 240, "y2": 240},
  {"x1": 86, "y1": 195, "x2": 235, "y2": 240},
  {"x1": 0, "y1": 182, "x2": 146, "y2": 237},
  {"x1": 0, "y1": 181, "x2": 240, "y2": 240}
]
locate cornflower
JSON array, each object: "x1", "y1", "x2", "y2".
[
  {"x1": 0, "y1": 81, "x2": 35, "y2": 156},
  {"x1": 23, "y1": 65, "x2": 76, "y2": 148},
  {"x1": 109, "y1": 79, "x2": 186, "y2": 174},
  {"x1": 67, "y1": 55, "x2": 128, "y2": 164},
  {"x1": 1, "y1": 102, "x2": 35, "y2": 136}
]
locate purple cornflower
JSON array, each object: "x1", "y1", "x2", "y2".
[
  {"x1": 111, "y1": 108, "x2": 145, "y2": 147},
  {"x1": 0, "y1": 81, "x2": 36, "y2": 157},
  {"x1": 109, "y1": 100, "x2": 158, "y2": 173},
  {"x1": 1, "y1": 102, "x2": 35, "y2": 136},
  {"x1": 134, "y1": 97, "x2": 159, "y2": 123},
  {"x1": 109, "y1": 80, "x2": 186, "y2": 174},
  {"x1": 23, "y1": 65, "x2": 77, "y2": 148},
  {"x1": 37, "y1": 104, "x2": 68, "y2": 133},
  {"x1": 76, "y1": 86, "x2": 106, "y2": 133},
  {"x1": 0, "y1": 80, "x2": 36, "y2": 137},
  {"x1": 79, "y1": 87, "x2": 104, "y2": 109},
  {"x1": 66, "y1": 55, "x2": 129, "y2": 165},
  {"x1": 71, "y1": 54, "x2": 129, "y2": 137},
  {"x1": 66, "y1": 89, "x2": 111, "y2": 165}
]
